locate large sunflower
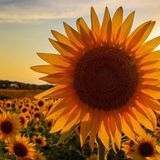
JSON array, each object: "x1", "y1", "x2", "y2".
[
  {"x1": 122, "y1": 134, "x2": 160, "y2": 160},
  {"x1": 32, "y1": 6, "x2": 160, "y2": 149},
  {"x1": 7, "y1": 135, "x2": 35, "y2": 160}
]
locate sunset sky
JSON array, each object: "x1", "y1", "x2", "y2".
[{"x1": 1, "y1": 0, "x2": 160, "y2": 84}]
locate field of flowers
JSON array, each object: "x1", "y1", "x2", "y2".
[
  {"x1": 0, "y1": 98, "x2": 98, "y2": 160},
  {"x1": 0, "y1": 97, "x2": 160, "y2": 160}
]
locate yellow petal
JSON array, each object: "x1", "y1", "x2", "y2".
[
  {"x1": 48, "y1": 87, "x2": 74, "y2": 99},
  {"x1": 113, "y1": 113, "x2": 122, "y2": 149},
  {"x1": 101, "y1": 7, "x2": 112, "y2": 42},
  {"x1": 141, "y1": 88, "x2": 160, "y2": 99},
  {"x1": 139, "y1": 93, "x2": 160, "y2": 111},
  {"x1": 140, "y1": 66, "x2": 160, "y2": 75},
  {"x1": 76, "y1": 17, "x2": 95, "y2": 46},
  {"x1": 51, "y1": 30, "x2": 77, "y2": 50},
  {"x1": 121, "y1": 114, "x2": 135, "y2": 141},
  {"x1": 127, "y1": 111, "x2": 146, "y2": 136},
  {"x1": 135, "y1": 100, "x2": 157, "y2": 128},
  {"x1": 46, "y1": 99, "x2": 76, "y2": 120},
  {"x1": 89, "y1": 110, "x2": 101, "y2": 150},
  {"x1": 61, "y1": 107, "x2": 80, "y2": 133},
  {"x1": 80, "y1": 120, "x2": 92, "y2": 147},
  {"x1": 140, "y1": 60, "x2": 160, "y2": 68},
  {"x1": 37, "y1": 53, "x2": 69, "y2": 67},
  {"x1": 98, "y1": 120, "x2": 109, "y2": 150},
  {"x1": 104, "y1": 115, "x2": 116, "y2": 151},
  {"x1": 40, "y1": 73, "x2": 72, "y2": 85},
  {"x1": 49, "y1": 39, "x2": 80, "y2": 59},
  {"x1": 79, "y1": 25, "x2": 94, "y2": 47},
  {"x1": 91, "y1": 6, "x2": 100, "y2": 41},
  {"x1": 34, "y1": 85, "x2": 66, "y2": 99},
  {"x1": 63, "y1": 22, "x2": 85, "y2": 48},
  {"x1": 139, "y1": 50, "x2": 160, "y2": 65},
  {"x1": 112, "y1": 7, "x2": 123, "y2": 41},
  {"x1": 136, "y1": 37, "x2": 160, "y2": 59},
  {"x1": 156, "y1": 145, "x2": 160, "y2": 153},
  {"x1": 114, "y1": 124, "x2": 122, "y2": 150},
  {"x1": 118, "y1": 11, "x2": 135, "y2": 44},
  {"x1": 142, "y1": 71, "x2": 160, "y2": 79},
  {"x1": 50, "y1": 116, "x2": 68, "y2": 133},
  {"x1": 31, "y1": 65, "x2": 63, "y2": 74},
  {"x1": 50, "y1": 106, "x2": 76, "y2": 133},
  {"x1": 76, "y1": 17, "x2": 90, "y2": 34},
  {"x1": 46, "y1": 104, "x2": 66, "y2": 120},
  {"x1": 46, "y1": 99, "x2": 66, "y2": 118},
  {"x1": 131, "y1": 107, "x2": 154, "y2": 130},
  {"x1": 108, "y1": 114, "x2": 116, "y2": 138},
  {"x1": 126, "y1": 21, "x2": 154, "y2": 51},
  {"x1": 114, "y1": 113, "x2": 122, "y2": 133},
  {"x1": 141, "y1": 79, "x2": 160, "y2": 87}
]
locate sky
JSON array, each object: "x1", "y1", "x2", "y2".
[{"x1": 1, "y1": 0, "x2": 160, "y2": 84}]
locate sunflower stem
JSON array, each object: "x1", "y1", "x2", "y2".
[{"x1": 97, "y1": 138, "x2": 106, "y2": 160}]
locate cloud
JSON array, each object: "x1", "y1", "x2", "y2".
[{"x1": 0, "y1": 0, "x2": 160, "y2": 23}]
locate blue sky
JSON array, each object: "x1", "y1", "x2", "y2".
[
  {"x1": 1, "y1": 0, "x2": 160, "y2": 23},
  {"x1": 1, "y1": 0, "x2": 160, "y2": 84}
]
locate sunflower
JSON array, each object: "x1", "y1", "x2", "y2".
[
  {"x1": 34, "y1": 107, "x2": 40, "y2": 112},
  {"x1": 0, "y1": 112, "x2": 21, "y2": 140},
  {"x1": 32, "y1": 134, "x2": 46, "y2": 147},
  {"x1": 7, "y1": 135, "x2": 35, "y2": 159},
  {"x1": 122, "y1": 134, "x2": 160, "y2": 160},
  {"x1": 20, "y1": 106, "x2": 28, "y2": 114},
  {"x1": 36, "y1": 99, "x2": 46, "y2": 110},
  {"x1": 23, "y1": 97, "x2": 31, "y2": 104},
  {"x1": 17, "y1": 104, "x2": 23, "y2": 111},
  {"x1": 122, "y1": 139, "x2": 135, "y2": 159},
  {"x1": 4, "y1": 100, "x2": 12, "y2": 110},
  {"x1": 30, "y1": 104, "x2": 35, "y2": 111},
  {"x1": 45, "y1": 119, "x2": 55, "y2": 130},
  {"x1": 33, "y1": 111, "x2": 43, "y2": 122},
  {"x1": 25, "y1": 112, "x2": 32, "y2": 122},
  {"x1": 32, "y1": 6, "x2": 160, "y2": 149},
  {"x1": 19, "y1": 113, "x2": 29, "y2": 128},
  {"x1": 34, "y1": 150, "x2": 46, "y2": 160}
]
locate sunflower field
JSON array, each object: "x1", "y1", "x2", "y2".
[
  {"x1": 0, "y1": 98, "x2": 93, "y2": 160},
  {"x1": 0, "y1": 98, "x2": 124, "y2": 160},
  {"x1": 0, "y1": 97, "x2": 160, "y2": 160}
]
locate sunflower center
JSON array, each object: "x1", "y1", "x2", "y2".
[
  {"x1": 35, "y1": 138, "x2": 42, "y2": 144},
  {"x1": 20, "y1": 117, "x2": 25, "y2": 125},
  {"x1": 22, "y1": 108, "x2": 27, "y2": 113},
  {"x1": 74, "y1": 46, "x2": 138, "y2": 110},
  {"x1": 13, "y1": 143, "x2": 28, "y2": 157},
  {"x1": 38, "y1": 100, "x2": 44, "y2": 107},
  {"x1": 138, "y1": 142, "x2": 154, "y2": 157},
  {"x1": 0, "y1": 120, "x2": 13, "y2": 134},
  {"x1": 34, "y1": 113, "x2": 41, "y2": 119}
]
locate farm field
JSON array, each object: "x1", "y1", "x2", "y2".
[{"x1": 0, "y1": 89, "x2": 44, "y2": 99}]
